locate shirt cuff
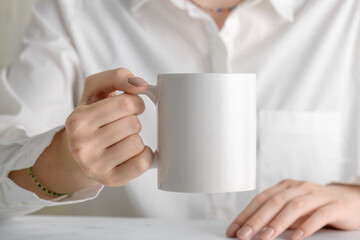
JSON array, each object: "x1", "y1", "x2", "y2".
[
  {"x1": 0, "y1": 126, "x2": 104, "y2": 218},
  {"x1": 1, "y1": 176, "x2": 103, "y2": 219},
  {"x1": 1, "y1": 126, "x2": 64, "y2": 175},
  {"x1": 3, "y1": 176, "x2": 103, "y2": 206}
]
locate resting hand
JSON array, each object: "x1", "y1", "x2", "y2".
[{"x1": 226, "y1": 179, "x2": 360, "y2": 240}]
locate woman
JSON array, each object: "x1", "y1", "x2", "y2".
[{"x1": 1, "y1": 0, "x2": 359, "y2": 239}]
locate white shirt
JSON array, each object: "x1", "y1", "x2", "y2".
[{"x1": 1, "y1": 0, "x2": 360, "y2": 220}]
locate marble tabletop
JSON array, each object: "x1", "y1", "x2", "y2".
[{"x1": 0, "y1": 215, "x2": 359, "y2": 240}]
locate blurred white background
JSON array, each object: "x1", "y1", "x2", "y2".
[{"x1": 0, "y1": 0, "x2": 38, "y2": 69}]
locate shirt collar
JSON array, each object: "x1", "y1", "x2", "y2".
[
  {"x1": 128, "y1": 0, "x2": 294, "y2": 22},
  {"x1": 269, "y1": 0, "x2": 294, "y2": 22}
]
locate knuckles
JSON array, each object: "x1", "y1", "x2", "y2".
[
  {"x1": 105, "y1": 147, "x2": 151, "y2": 187},
  {"x1": 65, "y1": 106, "x2": 89, "y2": 133},
  {"x1": 277, "y1": 179, "x2": 317, "y2": 191},
  {"x1": 298, "y1": 181, "x2": 316, "y2": 191},
  {"x1": 117, "y1": 94, "x2": 145, "y2": 115},
  {"x1": 279, "y1": 178, "x2": 294, "y2": 186},
  {"x1": 132, "y1": 153, "x2": 151, "y2": 174},
  {"x1": 128, "y1": 134, "x2": 145, "y2": 154},
  {"x1": 118, "y1": 94, "x2": 136, "y2": 114},
  {"x1": 128, "y1": 115, "x2": 142, "y2": 133},
  {"x1": 254, "y1": 193, "x2": 269, "y2": 205},
  {"x1": 288, "y1": 198, "x2": 306, "y2": 209},
  {"x1": 269, "y1": 195, "x2": 283, "y2": 208}
]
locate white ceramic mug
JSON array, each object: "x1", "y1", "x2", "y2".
[{"x1": 141, "y1": 73, "x2": 256, "y2": 193}]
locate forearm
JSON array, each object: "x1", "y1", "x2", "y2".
[{"x1": 8, "y1": 128, "x2": 98, "y2": 200}]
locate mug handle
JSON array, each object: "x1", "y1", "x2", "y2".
[{"x1": 139, "y1": 85, "x2": 158, "y2": 169}]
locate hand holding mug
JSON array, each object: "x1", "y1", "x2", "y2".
[
  {"x1": 64, "y1": 68, "x2": 153, "y2": 187},
  {"x1": 11, "y1": 70, "x2": 257, "y2": 199}
]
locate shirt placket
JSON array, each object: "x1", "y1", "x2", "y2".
[
  {"x1": 200, "y1": 20, "x2": 227, "y2": 73},
  {"x1": 169, "y1": 0, "x2": 241, "y2": 220},
  {"x1": 220, "y1": 12, "x2": 240, "y2": 73},
  {"x1": 203, "y1": 14, "x2": 241, "y2": 220},
  {"x1": 174, "y1": 0, "x2": 230, "y2": 73},
  {"x1": 203, "y1": 12, "x2": 240, "y2": 74}
]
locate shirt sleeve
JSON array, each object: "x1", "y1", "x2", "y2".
[{"x1": 0, "y1": 0, "x2": 103, "y2": 219}]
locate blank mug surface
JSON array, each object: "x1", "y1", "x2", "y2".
[{"x1": 154, "y1": 73, "x2": 256, "y2": 193}]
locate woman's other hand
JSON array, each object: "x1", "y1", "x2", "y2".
[{"x1": 226, "y1": 179, "x2": 360, "y2": 240}]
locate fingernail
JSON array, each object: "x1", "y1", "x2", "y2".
[
  {"x1": 236, "y1": 225, "x2": 253, "y2": 239},
  {"x1": 128, "y1": 76, "x2": 148, "y2": 86},
  {"x1": 291, "y1": 229, "x2": 304, "y2": 240},
  {"x1": 260, "y1": 226, "x2": 275, "y2": 240},
  {"x1": 226, "y1": 223, "x2": 240, "y2": 237}
]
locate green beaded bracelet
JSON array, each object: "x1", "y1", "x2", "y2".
[{"x1": 28, "y1": 167, "x2": 66, "y2": 197}]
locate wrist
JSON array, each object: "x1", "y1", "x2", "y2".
[
  {"x1": 55, "y1": 128, "x2": 97, "y2": 187},
  {"x1": 31, "y1": 128, "x2": 98, "y2": 196}
]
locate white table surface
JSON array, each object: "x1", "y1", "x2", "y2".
[{"x1": 0, "y1": 215, "x2": 359, "y2": 240}]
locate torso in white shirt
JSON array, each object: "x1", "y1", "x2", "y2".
[{"x1": 2, "y1": 0, "x2": 360, "y2": 219}]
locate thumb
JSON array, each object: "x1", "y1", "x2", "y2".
[{"x1": 80, "y1": 68, "x2": 149, "y2": 105}]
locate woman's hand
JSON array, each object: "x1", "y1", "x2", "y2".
[
  {"x1": 10, "y1": 68, "x2": 153, "y2": 198},
  {"x1": 63, "y1": 68, "x2": 153, "y2": 188},
  {"x1": 226, "y1": 179, "x2": 360, "y2": 240}
]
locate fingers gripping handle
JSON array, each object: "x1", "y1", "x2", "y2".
[{"x1": 140, "y1": 85, "x2": 158, "y2": 169}]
